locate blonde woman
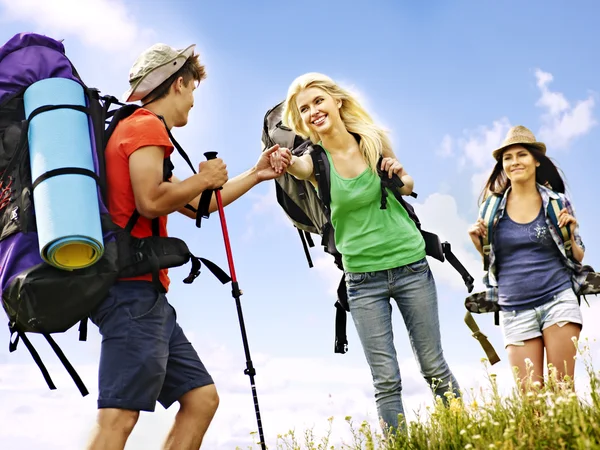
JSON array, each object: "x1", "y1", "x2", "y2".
[
  {"x1": 468, "y1": 126, "x2": 585, "y2": 389},
  {"x1": 270, "y1": 72, "x2": 460, "y2": 433}
]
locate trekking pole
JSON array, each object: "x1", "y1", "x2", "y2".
[{"x1": 204, "y1": 151, "x2": 267, "y2": 450}]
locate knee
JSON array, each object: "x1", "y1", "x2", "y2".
[
  {"x1": 97, "y1": 408, "x2": 139, "y2": 435},
  {"x1": 180, "y1": 384, "x2": 220, "y2": 417}
]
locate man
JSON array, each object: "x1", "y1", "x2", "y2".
[{"x1": 87, "y1": 42, "x2": 283, "y2": 450}]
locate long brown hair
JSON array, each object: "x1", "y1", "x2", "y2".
[{"x1": 479, "y1": 145, "x2": 566, "y2": 205}]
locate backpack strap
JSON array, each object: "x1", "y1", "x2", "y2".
[
  {"x1": 480, "y1": 194, "x2": 502, "y2": 271},
  {"x1": 297, "y1": 228, "x2": 314, "y2": 268},
  {"x1": 9, "y1": 325, "x2": 56, "y2": 390},
  {"x1": 310, "y1": 145, "x2": 331, "y2": 215},
  {"x1": 8, "y1": 324, "x2": 89, "y2": 396},
  {"x1": 334, "y1": 274, "x2": 349, "y2": 354},
  {"x1": 43, "y1": 333, "x2": 89, "y2": 396},
  {"x1": 547, "y1": 196, "x2": 573, "y2": 259},
  {"x1": 442, "y1": 242, "x2": 475, "y2": 293},
  {"x1": 464, "y1": 312, "x2": 500, "y2": 365}
]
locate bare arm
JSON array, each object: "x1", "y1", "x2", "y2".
[
  {"x1": 287, "y1": 154, "x2": 317, "y2": 185},
  {"x1": 129, "y1": 145, "x2": 227, "y2": 219},
  {"x1": 174, "y1": 144, "x2": 286, "y2": 219},
  {"x1": 173, "y1": 168, "x2": 262, "y2": 218},
  {"x1": 381, "y1": 146, "x2": 414, "y2": 196}
]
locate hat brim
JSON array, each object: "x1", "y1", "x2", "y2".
[
  {"x1": 122, "y1": 44, "x2": 196, "y2": 103},
  {"x1": 492, "y1": 141, "x2": 546, "y2": 160}
]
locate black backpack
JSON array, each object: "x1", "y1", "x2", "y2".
[{"x1": 261, "y1": 101, "x2": 475, "y2": 354}]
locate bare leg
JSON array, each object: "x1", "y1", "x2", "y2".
[
  {"x1": 86, "y1": 408, "x2": 140, "y2": 450},
  {"x1": 506, "y1": 337, "x2": 545, "y2": 390},
  {"x1": 162, "y1": 384, "x2": 220, "y2": 450},
  {"x1": 543, "y1": 322, "x2": 581, "y2": 382}
]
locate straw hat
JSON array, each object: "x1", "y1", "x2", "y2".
[{"x1": 492, "y1": 125, "x2": 546, "y2": 160}]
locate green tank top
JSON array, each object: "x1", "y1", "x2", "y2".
[{"x1": 324, "y1": 148, "x2": 426, "y2": 273}]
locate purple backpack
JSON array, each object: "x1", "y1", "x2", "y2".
[{"x1": 0, "y1": 33, "x2": 226, "y2": 396}]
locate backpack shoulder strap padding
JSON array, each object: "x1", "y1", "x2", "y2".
[
  {"x1": 547, "y1": 196, "x2": 573, "y2": 259},
  {"x1": 309, "y1": 145, "x2": 331, "y2": 214},
  {"x1": 480, "y1": 194, "x2": 502, "y2": 271}
]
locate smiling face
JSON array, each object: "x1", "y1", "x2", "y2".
[
  {"x1": 295, "y1": 86, "x2": 342, "y2": 136},
  {"x1": 170, "y1": 76, "x2": 198, "y2": 127},
  {"x1": 501, "y1": 144, "x2": 539, "y2": 184}
]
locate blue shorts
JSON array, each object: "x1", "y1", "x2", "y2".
[
  {"x1": 500, "y1": 287, "x2": 583, "y2": 347},
  {"x1": 90, "y1": 281, "x2": 214, "y2": 411}
]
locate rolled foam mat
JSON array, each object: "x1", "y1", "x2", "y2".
[{"x1": 24, "y1": 77, "x2": 103, "y2": 270}]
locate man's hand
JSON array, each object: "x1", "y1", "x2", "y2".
[
  {"x1": 198, "y1": 158, "x2": 228, "y2": 189},
  {"x1": 269, "y1": 146, "x2": 293, "y2": 174},
  {"x1": 254, "y1": 144, "x2": 291, "y2": 182}
]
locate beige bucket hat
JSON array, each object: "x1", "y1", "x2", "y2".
[
  {"x1": 122, "y1": 43, "x2": 196, "y2": 103},
  {"x1": 492, "y1": 125, "x2": 546, "y2": 160}
]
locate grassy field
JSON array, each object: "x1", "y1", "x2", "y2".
[{"x1": 244, "y1": 339, "x2": 600, "y2": 450}]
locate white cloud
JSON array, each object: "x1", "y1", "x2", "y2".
[
  {"x1": 411, "y1": 193, "x2": 485, "y2": 293},
  {"x1": 457, "y1": 118, "x2": 512, "y2": 170},
  {"x1": 439, "y1": 119, "x2": 509, "y2": 199},
  {"x1": 437, "y1": 134, "x2": 454, "y2": 157},
  {"x1": 535, "y1": 68, "x2": 596, "y2": 149},
  {"x1": 0, "y1": 0, "x2": 154, "y2": 54},
  {"x1": 313, "y1": 254, "x2": 343, "y2": 296}
]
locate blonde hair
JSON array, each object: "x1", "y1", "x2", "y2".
[{"x1": 282, "y1": 72, "x2": 391, "y2": 172}]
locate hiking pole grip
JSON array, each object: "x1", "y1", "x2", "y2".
[
  {"x1": 204, "y1": 151, "x2": 218, "y2": 161},
  {"x1": 196, "y1": 152, "x2": 221, "y2": 228}
]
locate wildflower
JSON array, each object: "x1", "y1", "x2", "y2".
[
  {"x1": 465, "y1": 445, "x2": 473, "y2": 449},
  {"x1": 489, "y1": 445, "x2": 496, "y2": 449},
  {"x1": 526, "y1": 391, "x2": 535, "y2": 398},
  {"x1": 493, "y1": 421, "x2": 500, "y2": 426},
  {"x1": 460, "y1": 429, "x2": 467, "y2": 435},
  {"x1": 473, "y1": 434, "x2": 481, "y2": 440}
]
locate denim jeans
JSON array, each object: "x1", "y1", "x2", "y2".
[{"x1": 345, "y1": 257, "x2": 460, "y2": 432}]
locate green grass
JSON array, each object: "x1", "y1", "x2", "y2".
[{"x1": 241, "y1": 339, "x2": 600, "y2": 450}]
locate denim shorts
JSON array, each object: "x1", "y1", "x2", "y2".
[
  {"x1": 500, "y1": 287, "x2": 583, "y2": 347},
  {"x1": 90, "y1": 281, "x2": 214, "y2": 411}
]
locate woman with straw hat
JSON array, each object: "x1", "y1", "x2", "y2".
[
  {"x1": 468, "y1": 125, "x2": 585, "y2": 389},
  {"x1": 270, "y1": 72, "x2": 460, "y2": 434}
]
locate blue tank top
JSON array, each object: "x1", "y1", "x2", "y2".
[{"x1": 494, "y1": 207, "x2": 572, "y2": 311}]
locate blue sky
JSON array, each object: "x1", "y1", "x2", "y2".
[{"x1": 1, "y1": 1, "x2": 600, "y2": 448}]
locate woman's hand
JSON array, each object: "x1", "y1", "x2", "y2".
[
  {"x1": 269, "y1": 147, "x2": 293, "y2": 174},
  {"x1": 468, "y1": 218, "x2": 487, "y2": 255},
  {"x1": 380, "y1": 157, "x2": 406, "y2": 179},
  {"x1": 558, "y1": 207, "x2": 577, "y2": 235}
]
